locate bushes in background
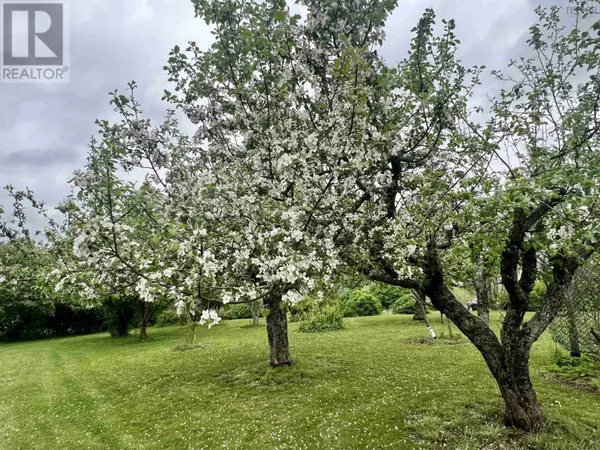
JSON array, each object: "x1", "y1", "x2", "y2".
[
  {"x1": 288, "y1": 296, "x2": 317, "y2": 322},
  {"x1": 220, "y1": 303, "x2": 253, "y2": 320},
  {"x1": 298, "y1": 303, "x2": 344, "y2": 333},
  {"x1": 0, "y1": 286, "x2": 105, "y2": 341},
  {"x1": 529, "y1": 281, "x2": 546, "y2": 311},
  {"x1": 367, "y1": 283, "x2": 413, "y2": 310},
  {"x1": 342, "y1": 288, "x2": 382, "y2": 317},
  {"x1": 156, "y1": 309, "x2": 185, "y2": 327},
  {"x1": 496, "y1": 281, "x2": 545, "y2": 311},
  {"x1": 390, "y1": 291, "x2": 433, "y2": 315},
  {"x1": 391, "y1": 291, "x2": 419, "y2": 314}
]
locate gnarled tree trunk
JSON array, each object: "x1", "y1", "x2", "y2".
[
  {"x1": 497, "y1": 367, "x2": 543, "y2": 430},
  {"x1": 484, "y1": 342, "x2": 544, "y2": 431},
  {"x1": 422, "y1": 246, "x2": 547, "y2": 432},
  {"x1": 387, "y1": 198, "x2": 591, "y2": 433},
  {"x1": 266, "y1": 290, "x2": 292, "y2": 367}
]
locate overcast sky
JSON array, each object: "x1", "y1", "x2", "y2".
[{"x1": 0, "y1": 0, "x2": 575, "y2": 225}]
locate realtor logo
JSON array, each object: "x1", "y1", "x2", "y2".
[{"x1": 1, "y1": 0, "x2": 69, "y2": 83}]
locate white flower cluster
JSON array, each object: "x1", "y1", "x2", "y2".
[
  {"x1": 199, "y1": 309, "x2": 221, "y2": 328},
  {"x1": 72, "y1": 170, "x2": 94, "y2": 188}
]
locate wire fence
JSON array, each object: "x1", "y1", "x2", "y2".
[{"x1": 549, "y1": 264, "x2": 600, "y2": 356}]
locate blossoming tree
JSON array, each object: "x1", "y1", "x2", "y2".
[
  {"x1": 329, "y1": 1, "x2": 600, "y2": 431},
  {"x1": 164, "y1": 0, "x2": 600, "y2": 431}
]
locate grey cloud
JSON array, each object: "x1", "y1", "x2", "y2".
[
  {"x1": 0, "y1": 0, "x2": 590, "y2": 222},
  {"x1": 1, "y1": 148, "x2": 80, "y2": 168},
  {"x1": 1, "y1": 0, "x2": 210, "y2": 212}
]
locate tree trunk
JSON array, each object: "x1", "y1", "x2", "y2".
[
  {"x1": 140, "y1": 322, "x2": 148, "y2": 340},
  {"x1": 266, "y1": 292, "x2": 292, "y2": 367},
  {"x1": 416, "y1": 212, "x2": 586, "y2": 433},
  {"x1": 137, "y1": 301, "x2": 154, "y2": 341},
  {"x1": 500, "y1": 384, "x2": 544, "y2": 431},
  {"x1": 447, "y1": 317, "x2": 453, "y2": 337},
  {"x1": 412, "y1": 290, "x2": 426, "y2": 321},
  {"x1": 478, "y1": 307, "x2": 490, "y2": 327},
  {"x1": 187, "y1": 323, "x2": 196, "y2": 344},
  {"x1": 423, "y1": 312, "x2": 436, "y2": 338},
  {"x1": 493, "y1": 352, "x2": 544, "y2": 431},
  {"x1": 474, "y1": 256, "x2": 492, "y2": 326},
  {"x1": 413, "y1": 290, "x2": 436, "y2": 337},
  {"x1": 423, "y1": 264, "x2": 545, "y2": 432},
  {"x1": 116, "y1": 308, "x2": 131, "y2": 337},
  {"x1": 249, "y1": 300, "x2": 262, "y2": 326}
]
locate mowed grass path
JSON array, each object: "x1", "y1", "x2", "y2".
[{"x1": 1, "y1": 313, "x2": 599, "y2": 449}]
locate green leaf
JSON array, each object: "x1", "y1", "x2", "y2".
[{"x1": 274, "y1": 10, "x2": 286, "y2": 22}]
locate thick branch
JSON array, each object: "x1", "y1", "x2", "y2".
[
  {"x1": 501, "y1": 192, "x2": 566, "y2": 307},
  {"x1": 421, "y1": 244, "x2": 506, "y2": 359},
  {"x1": 367, "y1": 273, "x2": 422, "y2": 291}
]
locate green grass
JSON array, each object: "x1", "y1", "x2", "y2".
[{"x1": 0, "y1": 313, "x2": 599, "y2": 449}]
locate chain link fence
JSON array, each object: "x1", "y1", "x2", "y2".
[{"x1": 549, "y1": 264, "x2": 600, "y2": 356}]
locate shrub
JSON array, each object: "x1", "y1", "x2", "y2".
[
  {"x1": 156, "y1": 309, "x2": 184, "y2": 327},
  {"x1": 0, "y1": 287, "x2": 104, "y2": 341},
  {"x1": 548, "y1": 353, "x2": 600, "y2": 393},
  {"x1": 220, "y1": 303, "x2": 253, "y2": 320},
  {"x1": 550, "y1": 353, "x2": 599, "y2": 376},
  {"x1": 391, "y1": 292, "x2": 418, "y2": 314},
  {"x1": 342, "y1": 288, "x2": 382, "y2": 317},
  {"x1": 390, "y1": 291, "x2": 434, "y2": 315},
  {"x1": 367, "y1": 283, "x2": 413, "y2": 310},
  {"x1": 529, "y1": 280, "x2": 546, "y2": 311},
  {"x1": 0, "y1": 287, "x2": 53, "y2": 340},
  {"x1": 288, "y1": 296, "x2": 315, "y2": 322},
  {"x1": 298, "y1": 304, "x2": 344, "y2": 333}
]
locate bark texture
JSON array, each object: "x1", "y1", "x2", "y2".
[
  {"x1": 474, "y1": 256, "x2": 492, "y2": 326},
  {"x1": 266, "y1": 291, "x2": 292, "y2": 367},
  {"x1": 494, "y1": 350, "x2": 544, "y2": 430}
]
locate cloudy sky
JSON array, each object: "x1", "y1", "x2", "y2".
[{"x1": 0, "y1": 0, "x2": 575, "y2": 224}]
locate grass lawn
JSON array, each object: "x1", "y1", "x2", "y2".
[{"x1": 0, "y1": 312, "x2": 599, "y2": 449}]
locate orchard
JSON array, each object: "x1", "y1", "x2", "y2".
[{"x1": 1, "y1": 0, "x2": 600, "y2": 447}]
